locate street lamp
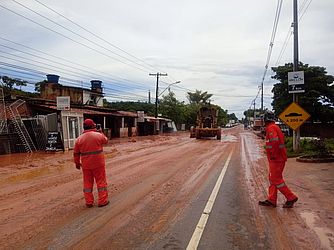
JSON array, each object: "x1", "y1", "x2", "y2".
[
  {"x1": 158, "y1": 81, "x2": 180, "y2": 97},
  {"x1": 154, "y1": 81, "x2": 180, "y2": 119}
]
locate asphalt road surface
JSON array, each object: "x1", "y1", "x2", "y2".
[{"x1": 0, "y1": 126, "x2": 333, "y2": 249}]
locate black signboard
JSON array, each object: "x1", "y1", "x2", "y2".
[
  {"x1": 288, "y1": 84, "x2": 305, "y2": 94},
  {"x1": 46, "y1": 131, "x2": 64, "y2": 151}
]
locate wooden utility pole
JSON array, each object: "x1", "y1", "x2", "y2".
[{"x1": 149, "y1": 72, "x2": 168, "y2": 118}]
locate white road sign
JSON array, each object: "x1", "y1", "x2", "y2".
[
  {"x1": 288, "y1": 71, "x2": 305, "y2": 93},
  {"x1": 57, "y1": 96, "x2": 70, "y2": 110}
]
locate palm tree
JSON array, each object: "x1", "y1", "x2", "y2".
[{"x1": 187, "y1": 89, "x2": 213, "y2": 104}]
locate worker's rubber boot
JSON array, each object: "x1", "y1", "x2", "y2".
[
  {"x1": 258, "y1": 200, "x2": 276, "y2": 207},
  {"x1": 98, "y1": 201, "x2": 110, "y2": 207},
  {"x1": 283, "y1": 197, "x2": 298, "y2": 208}
]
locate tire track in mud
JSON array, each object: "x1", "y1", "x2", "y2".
[
  {"x1": 77, "y1": 140, "x2": 231, "y2": 250},
  {"x1": 240, "y1": 131, "x2": 321, "y2": 250},
  {"x1": 0, "y1": 137, "x2": 191, "y2": 249},
  {"x1": 24, "y1": 138, "x2": 230, "y2": 249}
]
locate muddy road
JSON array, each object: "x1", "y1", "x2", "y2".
[{"x1": 0, "y1": 127, "x2": 333, "y2": 249}]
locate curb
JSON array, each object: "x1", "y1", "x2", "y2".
[{"x1": 296, "y1": 156, "x2": 334, "y2": 163}]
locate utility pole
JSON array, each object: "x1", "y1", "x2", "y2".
[
  {"x1": 293, "y1": 0, "x2": 300, "y2": 151},
  {"x1": 148, "y1": 90, "x2": 151, "y2": 104},
  {"x1": 149, "y1": 72, "x2": 167, "y2": 118},
  {"x1": 253, "y1": 100, "x2": 256, "y2": 121},
  {"x1": 261, "y1": 80, "x2": 264, "y2": 112}
]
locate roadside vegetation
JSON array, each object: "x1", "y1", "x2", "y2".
[
  {"x1": 105, "y1": 89, "x2": 238, "y2": 129},
  {"x1": 243, "y1": 61, "x2": 334, "y2": 125},
  {"x1": 285, "y1": 137, "x2": 334, "y2": 158}
]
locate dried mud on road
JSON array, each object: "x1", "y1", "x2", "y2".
[
  {"x1": 0, "y1": 132, "x2": 233, "y2": 249},
  {"x1": 0, "y1": 129, "x2": 333, "y2": 249},
  {"x1": 240, "y1": 131, "x2": 334, "y2": 250}
]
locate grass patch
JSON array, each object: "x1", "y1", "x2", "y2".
[{"x1": 286, "y1": 137, "x2": 334, "y2": 158}]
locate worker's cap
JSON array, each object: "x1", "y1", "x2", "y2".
[
  {"x1": 83, "y1": 119, "x2": 96, "y2": 129},
  {"x1": 263, "y1": 111, "x2": 276, "y2": 122}
]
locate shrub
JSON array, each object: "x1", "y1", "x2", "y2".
[{"x1": 286, "y1": 137, "x2": 334, "y2": 158}]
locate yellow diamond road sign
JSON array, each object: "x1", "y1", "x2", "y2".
[{"x1": 279, "y1": 102, "x2": 311, "y2": 131}]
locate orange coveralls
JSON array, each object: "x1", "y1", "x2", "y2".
[
  {"x1": 265, "y1": 122, "x2": 297, "y2": 205},
  {"x1": 74, "y1": 129, "x2": 109, "y2": 206}
]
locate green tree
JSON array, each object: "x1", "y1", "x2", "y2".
[
  {"x1": 35, "y1": 80, "x2": 47, "y2": 93},
  {"x1": 271, "y1": 62, "x2": 334, "y2": 122},
  {"x1": 1, "y1": 76, "x2": 27, "y2": 90},
  {"x1": 187, "y1": 89, "x2": 213, "y2": 104},
  {"x1": 103, "y1": 100, "x2": 155, "y2": 116},
  {"x1": 1, "y1": 76, "x2": 16, "y2": 89},
  {"x1": 217, "y1": 107, "x2": 228, "y2": 126},
  {"x1": 183, "y1": 102, "x2": 198, "y2": 128},
  {"x1": 227, "y1": 113, "x2": 238, "y2": 122},
  {"x1": 159, "y1": 91, "x2": 185, "y2": 127},
  {"x1": 243, "y1": 108, "x2": 263, "y2": 119},
  {"x1": 15, "y1": 79, "x2": 27, "y2": 90}
]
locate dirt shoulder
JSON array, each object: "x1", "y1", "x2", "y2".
[{"x1": 244, "y1": 132, "x2": 334, "y2": 250}]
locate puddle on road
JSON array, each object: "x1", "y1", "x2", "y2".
[
  {"x1": 221, "y1": 135, "x2": 238, "y2": 142},
  {"x1": 0, "y1": 151, "x2": 69, "y2": 185},
  {"x1": 4, "y1": 165, "x2": 65, "y2": 183},
  {"x1": 0, "y1": 151, "x2": 67, "y2": 167},
  {"x1": 301, "y1": 211, "x2": 334, "y2": 250}
]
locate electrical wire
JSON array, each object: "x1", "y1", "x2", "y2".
[
  {"x1": 0, "y1": 2, "x2": 181, "y2": 97},
  {"x1": 275, "y1": 0, "x2": 313, "y2": 65},
  {"x1": 31, "y1": 0, "x2": 166, "y2": 75},
  {"x1": 0, "y1": 3, "x2": 150, "y2": 74},
  {"x1": 0, "y1": 38, "x2": 151, "y2": 89},
  {"x1": 0, "y1": 48, "x2": 148, "y2": 91},
  {"x1": 11, "y1": 0, "x2": 160, "y2": 74},
  {"x1": 0, "y1": 62, "x2": 149, "y2": 99},
  {"x1": 249, "y1": 0, "x2": 283, "y2": 113},
  {"x1": 299, "y1": 0, "x2": 313, "y2": 21}
]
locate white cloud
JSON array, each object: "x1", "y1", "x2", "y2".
[{"x1": 0, "y1": 0, "x2": 333, "y2": 119}]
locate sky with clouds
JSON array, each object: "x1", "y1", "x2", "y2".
[{"x1": 0, "y1": 0, "x2": 333, "y2": 119}]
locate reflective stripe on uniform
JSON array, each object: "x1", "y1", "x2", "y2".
[
  {"x1": 269, "y1": 137, "x2": 279, "y2": 142},
  {"x1": 83, "y1": 188, "x2": 93, "y2": 193},
  {"x1": 265, "y1": 145, "x2": 273, "y2": 149},
  {"x1": 276, "y1": 182, "x2": 286, "y2": 188},
  {"x1": 98, "y1": 187, "x2": 107, "y2": 192},
  {"x1": 80, "y1": 150, "x2": 103, "y2": 156},
  {"x1": 279, "y1": 144, "x2": 285, "y2": 148}
]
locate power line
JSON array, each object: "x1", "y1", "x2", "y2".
[
  {"x1": 0, "y1": 38, "x2": 151, "y2": 89},
  {"x1": 0, "y1": 62, "x2": 149, "y2": 99},
  {"x1": 299, "y1": 0, "x2": 313, "y2": 22},
  {"x1": 275, "y1": 0, "x2": 313, "y2": 65},
  {"x1": 260, "y1": 0, "x2": 283, "y2": 111},
  {"x1": 0, "y1": 47, "x2": 148, "y2": 91},
  {"x1": 0, "y1": 2, "x2": 180, "y2": 95},
  {"x1": 0, "y1": 3, "x2": 149, "y2": 73},
  {"x1": 31, "y1": 0, "x2": 166, "y2": 75},
  {"x1": 11, "y1": 0, "x2": 160, "y2": 74}
]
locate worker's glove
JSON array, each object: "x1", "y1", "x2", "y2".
[{"x1": 76, "y1": 163, "x2": 81, "y2": 170}]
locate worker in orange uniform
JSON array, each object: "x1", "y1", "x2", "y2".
[
  {"x1": 74, "y1": 119, "x2": 109, "y2": 208},
  {"x1": 259, "y1": 111, "x2": 298, "y2": 208}
]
